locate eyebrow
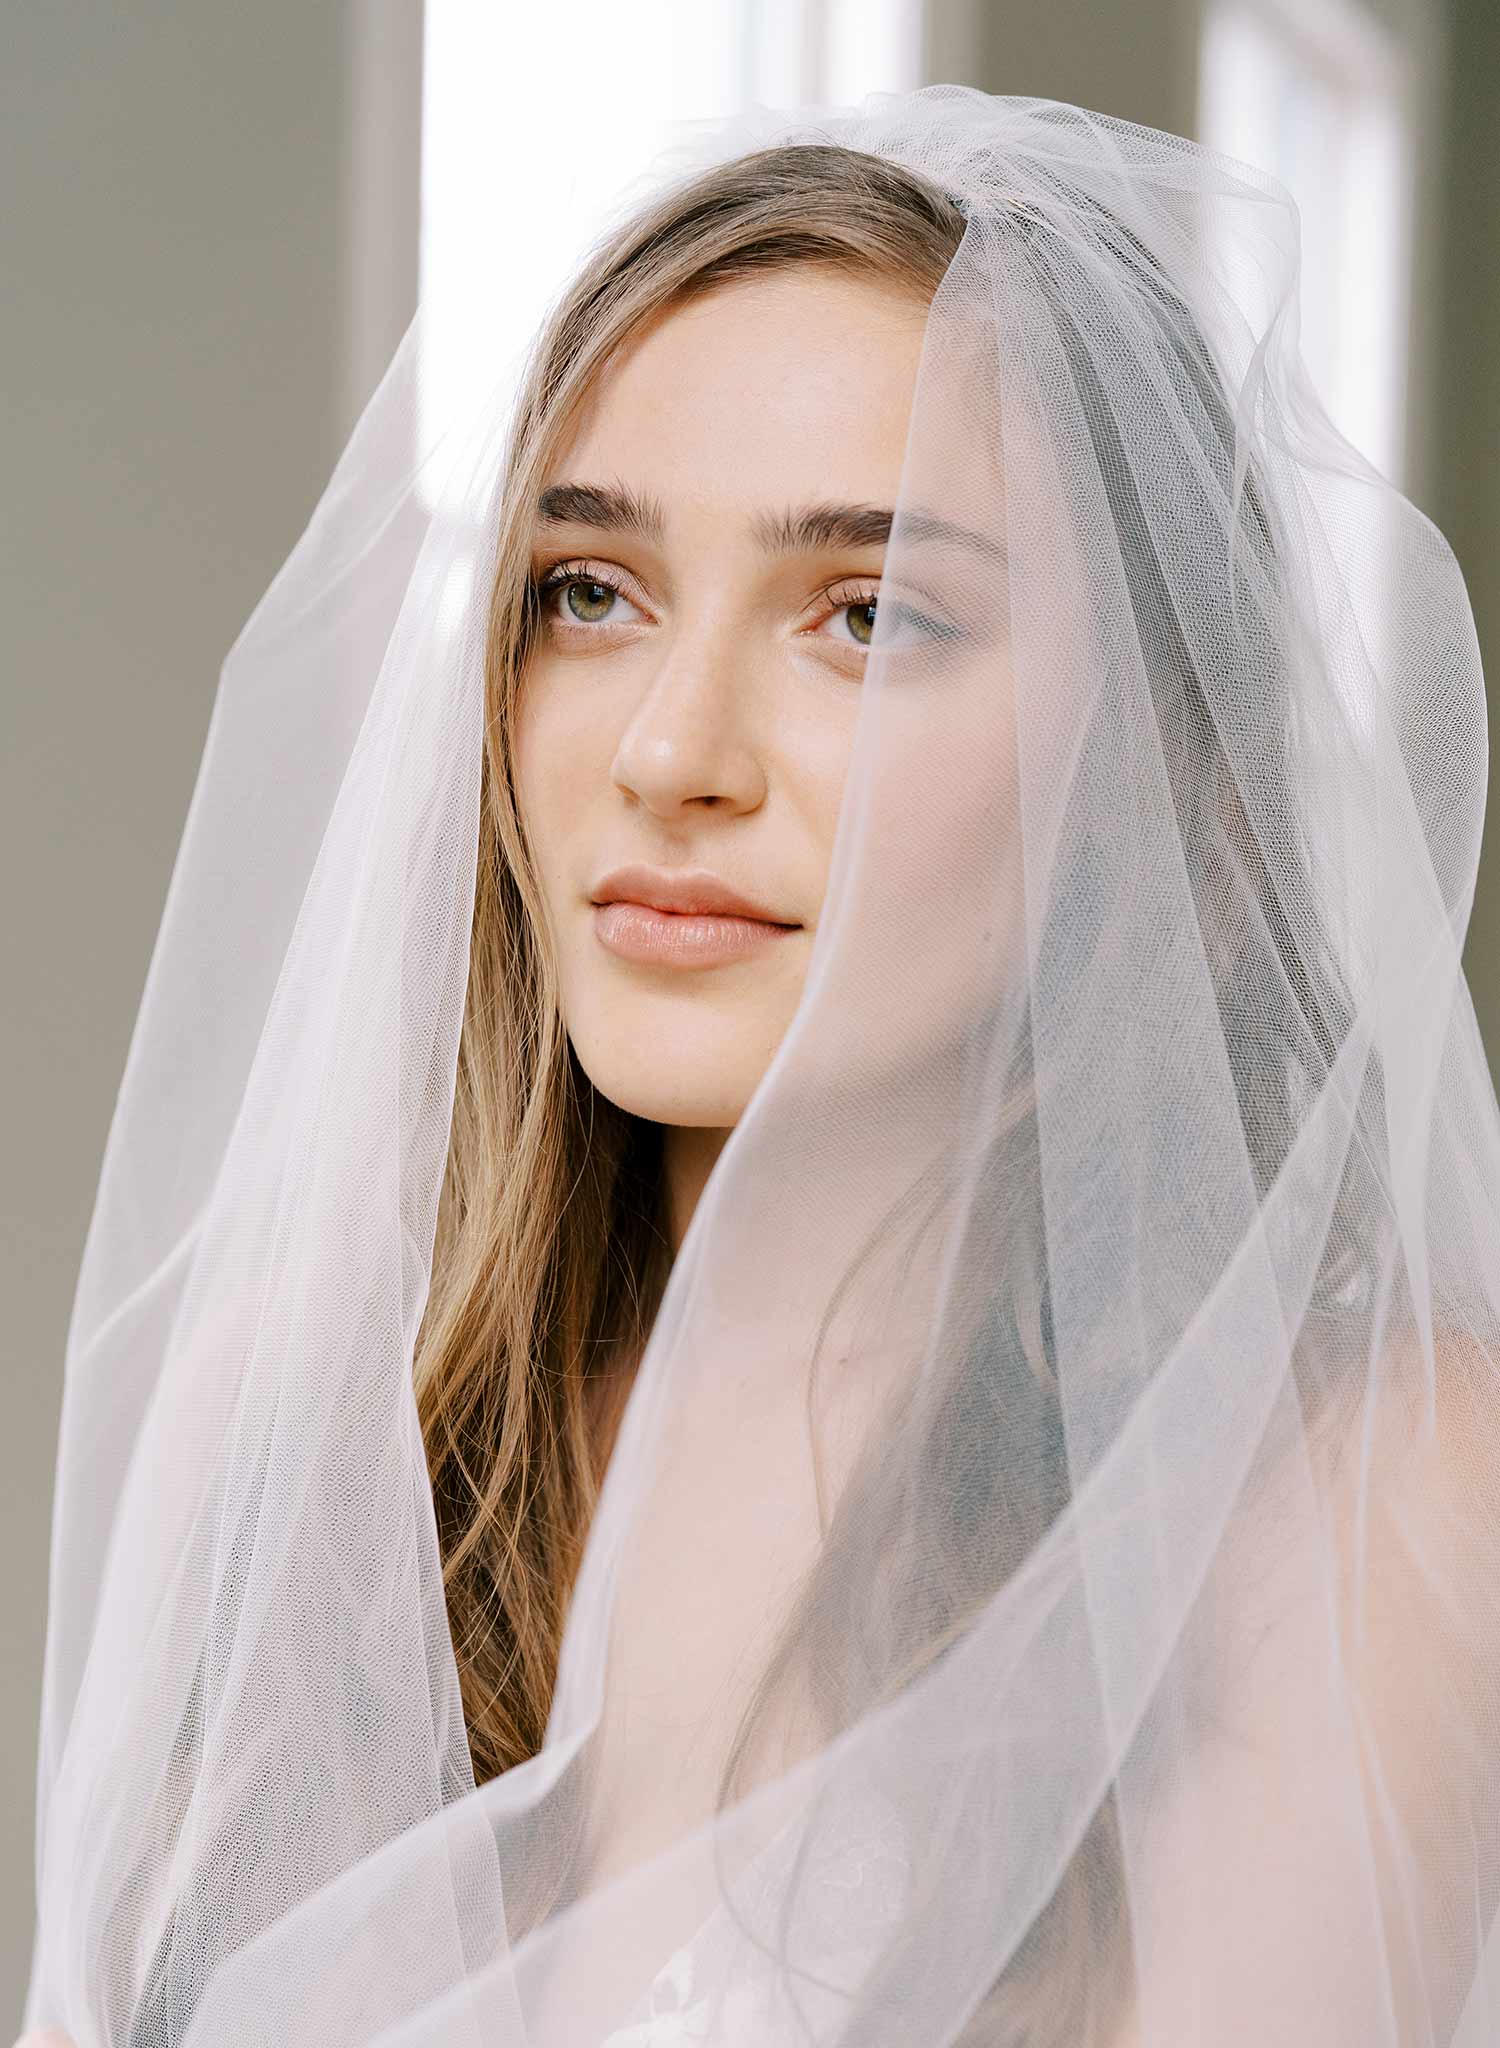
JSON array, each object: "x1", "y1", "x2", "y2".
[{"x1": 534, "y1": 480, "x2": 1007, "y2": 570}]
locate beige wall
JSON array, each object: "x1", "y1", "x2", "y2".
[
  {"x1": 1429, "y1": 0, "x2": 1500, "y2": 1039},
  {"x1": 0, "y1": 1, "x2": 419, "y2": 2025},
  {"x1": 3, "y1": 0, "x2": 1494, "y2": 2029},
  {"x1": 971, "y1": 0, "x2": 1204, "y2": 135}
]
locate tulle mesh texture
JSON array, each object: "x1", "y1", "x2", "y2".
[{"x1": 24, "y1": 85, "x2": 1500, "y2": 2048}]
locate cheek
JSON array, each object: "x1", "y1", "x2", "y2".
[{"x1": 511, "y1": 671, "x2": 597, "y2": 872}]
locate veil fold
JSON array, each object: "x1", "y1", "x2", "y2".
[{"x1": 23, "y1": 84, "x2": 1500, "y2": 2048}]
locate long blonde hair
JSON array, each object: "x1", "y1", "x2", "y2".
[{"x1": 411, "y1": 142, "x2": 965, "y2": 1787}]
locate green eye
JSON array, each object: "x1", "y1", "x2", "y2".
[
  {"x1": 828, "y1": 591, "x2": 966, "y2": 652},
  {"x1": 564, "y1": 579, "x2": 617, "y2": 624},
  {"x1": 532, "y1": 564, "x2": 643, "y2": 633}
]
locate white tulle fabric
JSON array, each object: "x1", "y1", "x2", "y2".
[{"x1": 23, "y1": 84, "x2": 1500, "y2": 2047}]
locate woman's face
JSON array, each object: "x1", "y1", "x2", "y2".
[{"x1": 512, "y1": 265, "x2": 935, "y2": 1220}]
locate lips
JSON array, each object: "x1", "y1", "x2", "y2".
[
  {"x1": 587, "y1": 863, "x2": 803, "y2": 973},
  {"x1": 591, "y1": 899, "x2": 798, "y2": 969},
  {"x1": 589, "y1": 864, "x2": 799, "y2": 926}
]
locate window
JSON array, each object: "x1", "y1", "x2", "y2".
[
  {"x1": 418, "y1": 0, "x2": 924, "y2": 448},
  {"x1": 1198, "y1": 0, "x2": 1415, "y2": 486}
]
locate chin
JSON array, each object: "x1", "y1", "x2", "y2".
[
  {"x1": 578, "y1": 1061, "x2": 759, "y2": 1131},
  {"x1": 564, "y1": 980, "x2": 796, "y2": 1132}
]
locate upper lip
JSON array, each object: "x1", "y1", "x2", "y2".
[{"x1": 589, "y1": 864, "x2": 799, "y2": 925}]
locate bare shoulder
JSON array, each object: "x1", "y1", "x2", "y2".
[{"x1": 1123, "y1": 1323, "x2": 1500, "y2": 2041}]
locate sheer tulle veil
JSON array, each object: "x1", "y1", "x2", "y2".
[{"x1": 22, "y1": 82, "x2": 1500, "y2": 2048}]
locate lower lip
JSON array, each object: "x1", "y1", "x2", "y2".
[{"x1": 592, "y1": 901, "x2": 799, "y2": 968}]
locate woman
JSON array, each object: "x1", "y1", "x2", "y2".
[{"x1": 20, "y1": 85, "x2": 1500, "y2": 2046}]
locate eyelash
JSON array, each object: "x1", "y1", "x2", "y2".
[{"x1": 528, "y1": 558, "x2": 946, "y2": 651}]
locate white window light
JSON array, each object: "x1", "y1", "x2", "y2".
[
  {"x1": 1198, "y1": 0, "x2": 1415, "y2": 488},
  {"x1": 1200, "y1": 0, "x2": 1428, "y2": 1006},
  {"x1": 417, "y1": 0, "x2": 925, "y2": 461}
]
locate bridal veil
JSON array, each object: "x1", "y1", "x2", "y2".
[{"x1": 22, "y1": 82, "x2": 1500, "y2": 2047}]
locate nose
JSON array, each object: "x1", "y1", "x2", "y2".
[{"x1": 608, "y1": 626, "x2": 769, "y2": 819}]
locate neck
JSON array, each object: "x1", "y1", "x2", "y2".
[{"x1": 661, "y1": 1123, "x2": 733, "y2": 1255}]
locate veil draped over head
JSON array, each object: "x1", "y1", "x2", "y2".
[{"x1": 23, "y1": 83, "x2": 1500, "y2": 2048}]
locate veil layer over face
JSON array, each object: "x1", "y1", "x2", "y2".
[{"x1": 23, "y1": 84, "x2": 1500, "y2": 2048}]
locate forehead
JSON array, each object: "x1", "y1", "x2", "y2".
[{"x1": 548, "y1": 268, "x2": 935, "y2": 526}]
